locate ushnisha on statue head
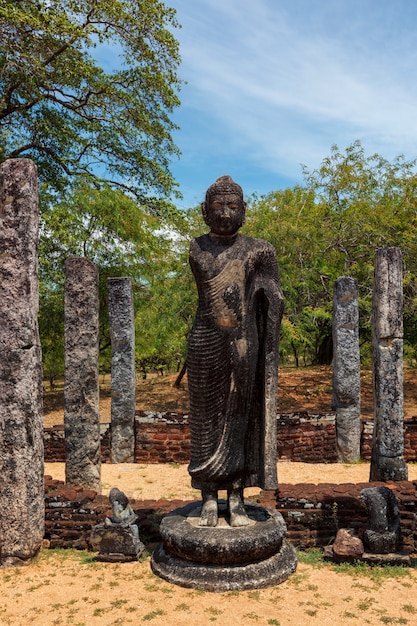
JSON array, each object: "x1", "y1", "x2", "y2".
[{"x1": 202, "y1": 175, "x2": 246, "y2": 237}]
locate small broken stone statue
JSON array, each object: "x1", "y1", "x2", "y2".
[
  {"x1": 325, "y1": 486, "x2": 409, "y2": 565},
  {"x1": 90, "y1": 488, "x2": 144, "y2": 562},
  {"x1": 361, "y1": 486, "x2": 401, "y2": 553},
  {"x1": 151, "y1": 176, "x2": 297, "y2": 591}
]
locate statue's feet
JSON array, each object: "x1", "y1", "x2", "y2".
[
  {"x1": 228, "y1": 489, "x2": 250, "y2": 527},
  {"x1": 199, "y1": 492, "x2": 218, "y2": 527}
]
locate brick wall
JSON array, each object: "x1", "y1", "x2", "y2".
[
  {"x1": 44, "y1": 411, "x2": 417, "y2": 464},
  {"x1": 260, "y1": 480, "x2": 417, "y2": 554},
  {"x1": 44, "y1": 476, "x2": 417, "y2": 553},
  {"x1": 361, "y1": 416, "x2": 417, "y2": 462},
  {"x1": 44, "y1": 476, "x2": 187, "y2": 550}
]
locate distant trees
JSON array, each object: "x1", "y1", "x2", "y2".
[
  {"x1": 40, "y1": 140, "x2": 417, "y2": 380},
  {"x1": 245, "y1": 141, "x2": 417, "y2": 365}
]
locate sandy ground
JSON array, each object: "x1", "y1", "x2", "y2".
[
  {"x1": 45, "y1": 460, "x2": 417, "y2": 501},
  {"x1": 1, "y1": 461, "x2": 416, "y2": 626},
  {"x1": 26, "y1": 369, "x2": 417, "y2": 624}
]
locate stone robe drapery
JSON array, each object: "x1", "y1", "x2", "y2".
[{"x1": 187, "y1": 233, "x2": 283, "y2": 491}]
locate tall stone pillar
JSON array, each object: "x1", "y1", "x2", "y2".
[
  {"x1": 370, "y1": 247, "x2": 408, "y2": 482},
  {"x1": 108, "y1": 277, "x2": 136, "y2": 463},
  {"x1": 0, "y1": 159, "x2": 44, "y2": 566},
  {"x1": 332, "y1": 276, "x2": 361, "y2": 462},
  {"x1": 64, "y1": 258, "x2": 101, "y2": 491}
]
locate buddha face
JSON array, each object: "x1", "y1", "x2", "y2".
[{"x1": 204, "y1": 192, "x2": 245, "y2": 236}]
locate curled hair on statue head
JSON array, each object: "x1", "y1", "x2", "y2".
[
  {"x1": 202, "y1": 175, "x2": 246, "y2": 225},
  {"x1": 205, "y1": 175, "x2": 244, "y2": 203}
]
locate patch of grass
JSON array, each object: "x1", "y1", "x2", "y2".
[
  {"x1": 247, "y1": 590, "x2": 261, "y2": 601},
  {"x1": 111, "y1": 599, "x2": 128, "y2": 609},
  {"x1": 36, "y1": 548, "x2": 92, "y2": 564},
  {"x1": 93, "y1": 607, "x2": 106, "y2": 616},
  {"x1": 342, "y1": 611, "x2": 358, "y2": 619},
  {"x1": 267, "y1": 620, "x2": 281, "y2": 626},
  {"x1": 286, "y1": 572, "x2": 309, "y2": 586},
  {"x1": 298, "y1": 548, "x2": 412, "y2": 584},
  {"x1": 402, "y1": 605, "x2": 417, "y2": 614},
  {"x1": 356, "y1": 594, "x2": 375, "y2": 609},
  {"x1": 205, "y1": 606, "x2": 223, "y2": 616},
  {"x1": 296, "y1": 549, "x2": 323, "y2": 567},
  {"x1": 191, "y1": 588, "x2": 206, "y2": 596},
  {"x1": 243, "y1": 612, "x2": 260, "y2": 620},
  {"x1": 79, "y1": 554, "x2": 98, "y2": 565},
  {"x1": 142, "y1": 609, "x2": 166, "y2": 621},
  {"x1": 298, "y1": 548, "x2": 412, "y2": 581},
  {"x1": 332, "y1": 558, "x2": 410, "y2": 581}
]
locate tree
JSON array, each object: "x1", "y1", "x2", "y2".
[
  {"x1": 39, "y1": 182, "x2": 181, "y2": 384},
  {"x1": 134, "y1": 204, "x2": 203, "y2": 378},
  {"x1": 245, "y1": 142, "x2": 417, "y2": 365},
  {"x1": 0, "y1": 0, "x2": 181, "y2": 209},
  {"x1": 244, "y1": 186, "x2": 333, "y2": 365}
]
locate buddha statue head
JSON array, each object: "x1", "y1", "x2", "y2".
[{"x1": 202, "y1": 175, "x2": 246, "y2": 237}]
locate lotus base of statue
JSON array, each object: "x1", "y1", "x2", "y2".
[{"x1": 151, "y1": 501, "x2": 297, "y2": 591}]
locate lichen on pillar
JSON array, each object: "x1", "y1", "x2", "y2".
[{"x1": 0, "y1": 158, "x2": 44, "y2": 566}]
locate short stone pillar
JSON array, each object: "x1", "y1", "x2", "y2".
[
  {"x1": 370, "y1": 247, "x2": 408, "y2": 481},
  {"x1": 0, "y1": 158, "x2": 44, "y2": 566},
  {"x1": 64, "y1": 258, "x2": 101, "y2": 491},
  {"x1": 108, "y1": 278, "x2": 136, "y2": 463},
  {"x1": 332, "y1": 276, "x2": 361, "y2": 462}
]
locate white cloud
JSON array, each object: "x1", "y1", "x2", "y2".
[{"x1": 169, "y1": 0, "x2": 417, "y2": 204}]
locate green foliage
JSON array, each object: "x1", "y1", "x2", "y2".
[
  {"x1": 33, "y1": 139, "x2": 417, "y2": 377},
  {"x1": 0, "y1": 0, "x2": 181, "y2": 207},
  {"x1": 297, "y1": 549, "x2": 411, "y2": 583},
  {"x1": 1, "y1": 0, "x2": 185, "y2": 378},
  {"x1": 245, "y1": 141, "x2": 417, "y2": 364},
  {"x1": 296, "y1": 549, "x2": 324, "y2": 567},
  {"x1": 39, "y1": 285, "x2": 64, "y2": 388},
  {"x1": 245, "y1": 186, "x2": 335, "y2": 365},
  {"x1": 39, "y1": 183, "x2": 182, "y2": 379},
  {"x1": 134, "y1": 207, "x2": 200, "y2": 375}
]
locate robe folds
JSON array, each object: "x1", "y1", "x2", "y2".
[{"x1": 187, "y1": 233, "x2": 284, "y2": 491}]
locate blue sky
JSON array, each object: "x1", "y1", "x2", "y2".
[{"x1": 165, "y1": 0, "x2": 417, "y2": 209}]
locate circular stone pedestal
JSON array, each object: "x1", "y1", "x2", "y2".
[{"x1": 151, "y1": 501, "x2": 297, "y2": 591}]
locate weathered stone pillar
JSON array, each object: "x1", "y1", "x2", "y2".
[
  {"x1": 108, "y1": 277, "x2": 136, "y2": 463},
  {"x1": 64, "y1": 257, "x2": 101, "y2": 491},
  {"x1": 370, "y1": 247, "x2": 408, "y2": 481},
  {"x1": 332, "y1": 276, "x2": 361, "y2": 462},
  {"x1": 0, "y1": 158, "x2": 44, "y2": 566}
]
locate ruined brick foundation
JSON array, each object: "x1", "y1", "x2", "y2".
[{"x1": 44, "y1": 476, "x2": 417, "y2": 554}]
